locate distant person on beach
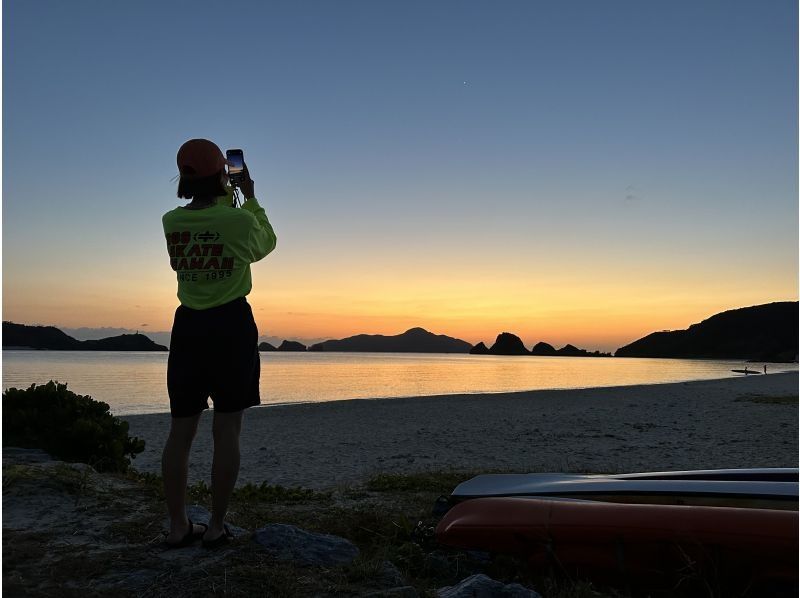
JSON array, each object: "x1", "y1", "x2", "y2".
[
  {"x1": 161, "y1": 139, "x2": 277, "y2": 548},
  {"x1": 764, "y1": 365, "x2": 767, "y2": 374}
]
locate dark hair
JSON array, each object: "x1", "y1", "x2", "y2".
[{"x1": 177, "y1": 170, "x2": 227, "y2": 199}]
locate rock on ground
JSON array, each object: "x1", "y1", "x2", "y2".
[
  {"x1": 253, "y1": 522, "x2": 360, "y2": 566},
  {"x1": 362, "y1": 587, "x2": 419, "y2": 598},
  {"x1": 437, "y1": 573, "x2": 541, "y2": 598}
]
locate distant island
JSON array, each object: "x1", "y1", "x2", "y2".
[
  {"x1": 278, "y1": 340, "x2": 307, "y2": 352},
  {"x1": 260, "y1": 327, "x2": 610, "y2": 356},
  {"x1": 615, "y1": 302, "x2": 798, "y2": 362},
  {"x1": 6, "y1": 301, "x2": 796, "y2": 360},
  {"x1": 3, "y1": 322, "x2": 167, "y2": 351},
  {"x1": 307, "y1": 328, "x2": 472, "y2": 353},
  {"x1": 257, "y1": 340, "x2": 309, "y2": 352},
  {"x1": 470, "y1": 332, "x2": 611, "y2": 357}
]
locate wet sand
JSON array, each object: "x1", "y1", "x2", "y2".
[{"x1": 122, "y1": 372, "x2": 798, "y2": 489}]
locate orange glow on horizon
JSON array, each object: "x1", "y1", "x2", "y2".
[{"x1": 3, "y1": 247, "x2": 796, "y2": 353}]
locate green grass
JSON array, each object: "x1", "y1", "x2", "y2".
[
  {"x1": 366, "y1": 470, "x2": 480, "y2": 492},
  {"x1": 124, "y1": 471, "x2": 332, "y2": 503},
  {"x1": 2, "y1": 463, "x2": 34, "y2": 488},
  {"x1": 16, "y1": 465, "x2": 757, "y2": 597},
  {"x1": 3, "y1": 461, "x2": 92, "y2": 500},
  {"x1": 233, "y1": 481, "x2": 332, "y2": 503}
]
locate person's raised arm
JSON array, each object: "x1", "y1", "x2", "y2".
[{"x1": 238, "y1": 163, "x2": 277, "y2": 262}]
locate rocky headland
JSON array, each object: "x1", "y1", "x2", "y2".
[
  {"x1": 2, "y1": 322, "x2": 167, "y2": 351},
  {"x1": 615, "y1": 302, "x2": 798, "y2": 362}
]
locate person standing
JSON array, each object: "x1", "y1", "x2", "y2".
[{"x1": 161, "y1": 139, "x2": 277, "y2": 548}]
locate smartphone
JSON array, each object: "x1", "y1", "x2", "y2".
[{"x1": 226, "y1": 149, "x2": 245, "y2": 186}]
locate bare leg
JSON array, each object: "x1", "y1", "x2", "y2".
[
  {"x1": 205, "y1": 409, "x2": 244, "y2": 541},
  {"x1": 162, "y1": 413, "x2": 203, "y2": 543}
]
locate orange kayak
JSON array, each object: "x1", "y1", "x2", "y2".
[{"x1": 436, "y1": 497, "x2": 798, "y2": 585}]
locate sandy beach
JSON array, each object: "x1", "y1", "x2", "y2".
[{"x1": 122, "y1": 372, "x2": 798, "y2": 490}]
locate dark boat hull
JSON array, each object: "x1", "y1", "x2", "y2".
[{"x1": 436, "y1": 497, "x2": 798, "y2": 586}]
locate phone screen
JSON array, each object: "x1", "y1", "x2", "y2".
[{"x1": 226, "y1": 150, "x2": 244, "y2": 179}]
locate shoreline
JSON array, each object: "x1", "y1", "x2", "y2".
[
  {"x1": 113, "y1": 370, "x2": 798, "y2": 417},
  {"x1": 122, "y1": 372, "x2": 798, "y2": 489}
]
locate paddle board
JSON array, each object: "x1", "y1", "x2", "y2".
[
  {"x1": 609, "y1": 467, "x2": 797, "y2": 482},
  {"x1": 447, "y1": 470, "x2": 798, "y2": 510}
]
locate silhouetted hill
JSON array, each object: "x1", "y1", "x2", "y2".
[
  {"x1": 3, "y1": 322, "x2": 167, "y2": 351},
  {"x1": 530, "y1": 342, "x2": 557, "y2": 356},
  {"x1": 469, "y1": 342, "x2": 490, "y2": 355},
  {"x1": 308, "y1": 328, "x2": 472, "y2": 353},
  {"x1": 258, "y1": 342, "x2": 277, "y2": 352},
  {"x1": 81, "y1": 334, "x2": 167, "y2": 351},
  {"x1": 489, "y1": 332, "x2": 529, "y2": 355},
  {"x1": 615, "y1": 302, "x2": 799, "y2": 362},
  {"x1": 278, "y1": 340, "x2": 307, "y2": 352},
  {"x1": 555, "y1": 344, "x2": 612, "y2": 357},
  {"x1": 3, "y1": 322, "x2": 81, "y2": 349},
  {"x1": 556, "y1": 344, "x2": 583, "y2": 356}
]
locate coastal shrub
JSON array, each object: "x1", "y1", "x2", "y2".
[{"x1": 2, "y1": 381, "x2": 145, "y2": 473}]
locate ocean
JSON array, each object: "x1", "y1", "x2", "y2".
[{"x1": 3, "y1": 351, "x2": 796, "y2": 416}]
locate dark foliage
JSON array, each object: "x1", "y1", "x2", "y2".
[{"x1": 3, "y1": 381, "x2": 145, "y2": 472}]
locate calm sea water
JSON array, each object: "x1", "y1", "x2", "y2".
[{"x1": 3, "y1": 351, "x2": 796, "y2": 416}]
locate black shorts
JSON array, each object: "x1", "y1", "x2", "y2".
[{"x1": 167, "y1": 297, "x2": 260, "y2": 418}]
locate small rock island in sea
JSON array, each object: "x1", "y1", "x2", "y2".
[
  {"x1": 278, "y1": 340, "x2": 307, "y2": 352},
  {"x1": 470, "y1": 333, "x2": 610, "y2": 357}
]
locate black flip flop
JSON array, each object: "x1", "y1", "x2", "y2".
[
  {"x1": 202, "y1": 523, "x2": 233, "y2": 549},
  {"x1": 164, "y1": 518, "x2": 208, "y2": 549}
]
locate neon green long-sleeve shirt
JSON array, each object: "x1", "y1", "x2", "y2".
[{"x1": 162, "y1": 190, "x2": 277, "y2": 310}]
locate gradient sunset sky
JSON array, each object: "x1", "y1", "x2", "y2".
[{"x1": 3, "y1": 0, "x2": 798, "y2": 352}]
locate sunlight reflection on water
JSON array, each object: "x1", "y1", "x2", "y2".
[{"x1": 2, "y1": 351, "x2": 796, "y2": 415}]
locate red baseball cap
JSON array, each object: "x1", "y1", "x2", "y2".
[{"x1": 176, "y1": 139, "x2": 228, "y2": 179}]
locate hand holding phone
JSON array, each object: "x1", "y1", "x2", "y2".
[
  {"x1": 238, "y1": 163, "x2": 255, "y2": 200},
  {"x1": 226, "y1": 149, "x2": 255, "y2": 200},
  {"x1": 226, "y1": 149, "x2": 245, "y2": 186}
]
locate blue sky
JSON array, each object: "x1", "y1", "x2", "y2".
[{"x1": 3, "y1": 0, "x2": 797, "y2": 350}]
